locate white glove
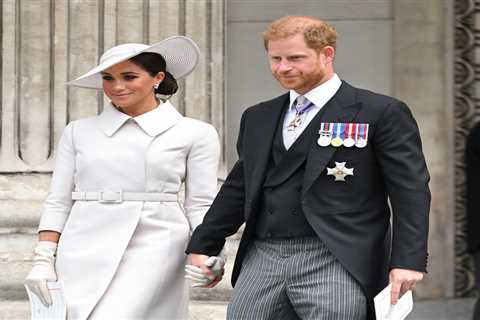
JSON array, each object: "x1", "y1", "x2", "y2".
[
  {"x1": 25, "y1": 241, "x2": 58, "y2": 306},
  {"x1": 185, "y1": 255, "x2": 225, "y2": 287}
]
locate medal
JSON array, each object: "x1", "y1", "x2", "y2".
[
  {"x1": 287, "y1": 99, "x2": 315, "y2": 131},
  {"x1": 331, "y1": 137, "x2": 343, "y2": 147},
  {"x1": 343, "y1": 123, "x2": 356, "y2": 147},
  {"x1": 356, "y1": 137, "x2": 367, "y2": 148},
  {"x1": 326, "y1": 161, "x2": 354, "y2": 181},
  {"x1": 355, "y1": 123, "x2": 369, "y2": 148},
  {"x1": 317, "y1": 122, "x2": 332, "y2": 147},
  {"x1": 287, "y1": 117, "x2": 302, "y2": 131},
  {"x1": 330, "y1": 123, "x2": 343, "y2": 147}
]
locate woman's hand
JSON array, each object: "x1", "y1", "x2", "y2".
[
  {"x1": 185, "y1": 254, "x2": 225, "y2": 288},
  {"x1": 24, "y1": 241, "x2": 58, "y2": 306}
]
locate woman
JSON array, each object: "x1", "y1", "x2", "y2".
[{"x1": 24, "y1": 36, "x2": 220, "y2": 319}]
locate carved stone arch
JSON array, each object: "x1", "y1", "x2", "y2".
[{"x1": 454, "y1": 0, "x2": 479, "y2": 297}]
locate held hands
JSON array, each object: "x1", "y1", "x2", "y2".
[
  {"x1": 185, "y1": 253, "x2": 225, "y2": 288},
  {"x1": 389, "y1": 268, "x2": 424, "y2": 305},
  {"x1": 25, "y1": 241, "x2": 58, "y2": 306}
]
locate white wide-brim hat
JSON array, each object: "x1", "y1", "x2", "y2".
[{"x1": 67, "y1": 36, "x2": 200, "y2": 89}]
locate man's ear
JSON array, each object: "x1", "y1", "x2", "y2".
[{"x1": 322, "y1": 46, "x2": 335, "y2": 63}]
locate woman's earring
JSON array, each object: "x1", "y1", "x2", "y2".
[{"x1": 154, "y1": 83, "x2": 160, "y2": 90}]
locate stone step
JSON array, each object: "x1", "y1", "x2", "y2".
[
  {"x1": 0, "y1": 298, "x2": 476, "y2": 320},
  {"x1": 0, "y1": 300, "x2": 228, "y2": 320}
]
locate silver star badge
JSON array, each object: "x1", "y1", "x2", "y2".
[{"x1": 326, "y1": 162, "x2": 354, "y2": 181}]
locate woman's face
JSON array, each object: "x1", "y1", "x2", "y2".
[{"x1": 101, "y1": 60, "x2": 164, "y2": 114}]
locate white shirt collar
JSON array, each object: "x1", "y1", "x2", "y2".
[
  {"x1": 97, "y1": 100, "x2": 183, "y2": 137},
  {"x1": 288, "y1": 73, "x2": 342, "y2": 110}
]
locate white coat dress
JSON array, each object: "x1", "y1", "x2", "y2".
[{"x1": 38, "y1": 101, "x2": 220, "y2": 320}]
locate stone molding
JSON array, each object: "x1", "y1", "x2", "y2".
[{"x1": 454, "y1": 0, "x2": 479, "y2": 297}]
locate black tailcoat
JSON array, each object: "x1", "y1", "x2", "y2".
[
  {"x1": 187, "y1": 81, "x2": 430, "y2": 317},
  {"x1": 466, "y1": 123, "x2": 480, "y2": 253}
]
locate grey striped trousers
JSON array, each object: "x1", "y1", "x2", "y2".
[{"x1": 227, "y1": 237, "x2": 367, "y2": 320}]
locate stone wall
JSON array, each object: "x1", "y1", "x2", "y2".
[{"x1": 393, "y1": 0, "x2": 455, "y2": 298}]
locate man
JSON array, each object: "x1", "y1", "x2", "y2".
[
  {"x1": 186, "y1": 15, "x2": 430, "y2": 319},
  {"x1": 466, "y1": 122, "x2": 480, "y2": 320}
]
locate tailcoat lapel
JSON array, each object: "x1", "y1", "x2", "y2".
[
  {"x1": 263, "y1": 106, "x2": 321, "y2": 188},
  {"x1": 246, "y1": 94, "x2": 289, "y2": 199},
  {"x1": 302, "y1": 81, "x2": 363, "y2": 196}
]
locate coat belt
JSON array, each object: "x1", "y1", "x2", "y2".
[{"x1": 71, "y1": 191, "x2": 178, "y2": 203}]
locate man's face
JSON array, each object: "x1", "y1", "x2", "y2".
[{"x1": 267, "y1": 34, "x2": 334, "y2": 94}]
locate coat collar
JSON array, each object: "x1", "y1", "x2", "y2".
[
  {"x1": 288, "y1": 73, "x2": 342, "y2": 111},
  {"x1": 97, "y1": 100, "x2": 183, "y2": 137}
]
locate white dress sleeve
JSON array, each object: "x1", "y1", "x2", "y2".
[
  {"x1": 38, "y1": 122, "x2": 76, "y2": 233},
  {"x1": 184, "y1": 123, "x2": 220, "y2": 232}
]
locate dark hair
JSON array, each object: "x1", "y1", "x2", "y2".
[{"x1": 129, "y1": 52, "x2": 178, "y2": 95}]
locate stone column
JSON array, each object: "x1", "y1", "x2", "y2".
[
  {"x1": 0, "y1": 0, "x2": 226, "y2": 301},
  {"x1": 393, "y1": 0, "x2": 454, "y2": 298}
]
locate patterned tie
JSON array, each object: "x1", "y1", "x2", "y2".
[{"x1": 287, "y1": 96, "x2": 315, "y2": 131}]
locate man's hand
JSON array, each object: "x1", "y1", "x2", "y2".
[
  {"x1": 186, "y1": 254, "x2": 224, "y2": 288},
  {"x1": 389, "y1": 268, "x2": 424, "y2": 305}
]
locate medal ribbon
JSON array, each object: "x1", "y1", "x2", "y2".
[
  {"x1": 356, "y1": 123, "x2": 369, "y2": 147},
  {"x1": 318, "y1": 122, "x2": 333, "y2": 136},
  {"x1": 347, "y1": 123, "x2": 354, "y2": 140},
  {"x1": 297, "y1": 101, "x2": 315, "y2": 115},
  {"x1": 343, "y1": 123, "x2": 349, "y2": 139},
  {"x1": 359, "y1": 123, "x2": 365, "y2": 140},
  {"x1": 334, "y1": 122, "x2": 342, "y2": 139},
  {"x1": 341, "y1": 123, "x2": 346, "y2": 139},
  {"x1": 319, "y1": 122, "x2": 325, "y2": 133}
]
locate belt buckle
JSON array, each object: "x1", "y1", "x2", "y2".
[{"x1": 98, "y1": 190, "x2": 123, "y2": 203}]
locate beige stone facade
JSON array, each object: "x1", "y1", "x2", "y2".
[{"x1": 0, "y1": 0, "x2": 462, "y2": 306}]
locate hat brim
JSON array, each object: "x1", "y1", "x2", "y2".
[{"x1": 66, "y1": 36, "x2": 200, "y2": 90}]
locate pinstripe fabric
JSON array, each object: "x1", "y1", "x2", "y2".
[{"x1": 227, "y1": 237, "x2": 367, "y2": 320}]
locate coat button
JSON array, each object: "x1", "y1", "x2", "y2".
[{"x1": 291, "y1": 210, "x2": 297, "y2": 215}]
